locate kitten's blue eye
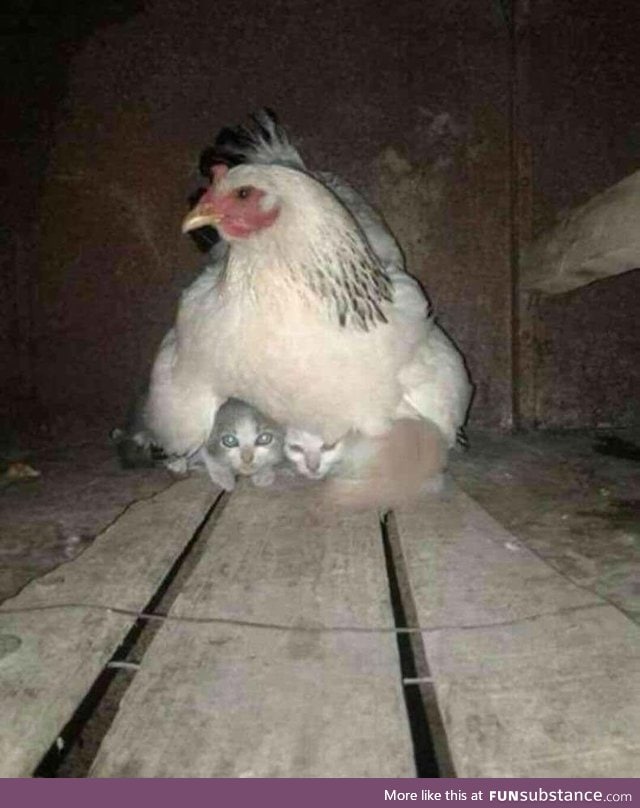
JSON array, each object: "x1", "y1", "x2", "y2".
[
  {"x1": 255, "y1": 432, "x2": 273, "y2": 446},
  {"x1": 321, "y1": 441, "x2": 338, "y2": 451},
  {"x1": 221, "y1": 434, "x2": 239, "y2": 448},
  {"x1": 287, "y1": 444, "x2": 303, "y2": 453}
]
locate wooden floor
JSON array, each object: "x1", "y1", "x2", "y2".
[{"x1": 1, "y1": 474, "x2": 639, "y2": 778}]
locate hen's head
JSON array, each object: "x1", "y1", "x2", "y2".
[
  {"x1": 182, "y1": 164, "x2": 277, "y2": 240},
  {"x1": 182, "y1": 163, "x2": 335, "y2": 243}
]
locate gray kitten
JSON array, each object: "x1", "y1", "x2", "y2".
[{"x1": 192, "y1": 398, "x2": 284, "y2": 491}]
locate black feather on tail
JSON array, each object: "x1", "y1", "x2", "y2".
[{"x1": 456, "y1": 427, "x2": 469, "y2": 451}]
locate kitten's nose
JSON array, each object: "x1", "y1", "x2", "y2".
[
  {"x1": 307, "y1": 453, "x2": 321, "y2": 473},
  {"x1": 240, "y1": 447, "x2": 254, "y2": 465}
]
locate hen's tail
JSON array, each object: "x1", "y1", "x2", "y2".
[
  {"x1": 323, "y1": 418, "x2": 447, "y2": 511},
  {"x1": 200, "y1": 109, "x2": 305, "y2": 176}
]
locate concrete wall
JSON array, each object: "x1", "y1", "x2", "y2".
[
  {"x1": 0, "y1": 0, "x2": 144, "y2": 436},
  {"x1": 7, "y1": 0, "x2": 512, "y2": 438},
  {"x1": 4, "y1": 0, "x2": 640, "y2": 439},
  {"x1": 525, "y1": 0, "x2": 640, "y2": 428}
]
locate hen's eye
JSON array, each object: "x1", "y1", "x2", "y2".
[
  {"x1": 287, "y1": 444, "x2": 303, "y2": 453},
  {"x1": 255, "y1": 432, "x2": 273, "y2": 446},
  {"x1": 235, "y1": 186, "x2": 252, "y2": 200},
  {"x1": 221, "y1": 434, "x2": 239, "y2": 448}
]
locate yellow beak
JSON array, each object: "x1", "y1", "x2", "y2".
[{"x1": 181, "y1": 203, "x2": 220, "y2": 233}]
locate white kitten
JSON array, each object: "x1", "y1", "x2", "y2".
[
  {"x1": 284, "y1": 426, "x2": 383, "y2": 481},
  {"x1": 285, "y1": 420, "x2": 447, "y2": 509},
  {"x1": 193, "y1": 399, "x2": 284, "y2": 490},
  {"x1": 284, "y1": 427, "x2": 346, "y2": 479}
]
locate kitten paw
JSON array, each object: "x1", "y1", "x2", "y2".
[
  {"x1": 217, "y1": 470, "x2": 236, "y2": 491},
  {"x1": 195, "y1": 447, "x2": 236, "y2": 491},
  {"x1": 165, "y1": 456, "x2": 188, "y2": 475},
  {"x1": 251, "y1": 467, "x2": 276, "y2": 487},
  {"x1": 205, "y1": 464, "x2": 235, "y2": 491}
]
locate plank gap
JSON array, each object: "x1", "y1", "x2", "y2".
[
  {"x1": 33, "y1": 489, "x2": 228, "y2": 777},
  {"x1": 381, "y1": 510, "x2": 455, "y2": 778}
]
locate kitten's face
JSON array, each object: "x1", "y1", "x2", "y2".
[
  {"x1": 284, "y1": 428, "x2": 344, "y2": 479},
  {"x1": 212, "y1": 400, "x2": 283, "y2": 476}
]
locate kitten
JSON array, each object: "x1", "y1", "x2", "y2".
[
  {"x1": 285, "y1": 420, "x2": 447, "y2": 510},
  {"x1": 284, "y1": 426, "x2": 387, "y2": 482},
  {"x1": 284, "y1": 427, "x2": 345, "y2": 480},
  {"x1": 193, "y1": 398, "x2": 284, "y2": 491}
]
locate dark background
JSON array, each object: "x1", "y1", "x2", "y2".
[{"x1": 2, "y1": 0, "x2": 640, "y2": 440}]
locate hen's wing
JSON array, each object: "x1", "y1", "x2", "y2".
[
  {"x1": 144, "y1": 328, "x2": 220, "y2": 456},
  {"x1": 144, "y1": 253, "x2": 228, "y2": 457},
  {"x1": 395, "y1": 322, "x2": 473, "y2": 448},
  {"x1": 317, "y1": 171, "x2": 404, "y2": 273}
]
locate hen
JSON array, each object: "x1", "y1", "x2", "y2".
[{"x1": 145, "y1": 112, "x2": 472, "y2": 500}]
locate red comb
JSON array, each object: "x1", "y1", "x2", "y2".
[{"x1": 211, "y1": 163, "x2": 229, "y2": 183}]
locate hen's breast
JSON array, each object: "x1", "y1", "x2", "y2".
[{"x1": 196, "y1": 273, "x2": 425, "y2": 441}]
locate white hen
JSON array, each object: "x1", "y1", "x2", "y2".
[{"x1": 145, "y1": 113, "x2": 472, "y2": 481}]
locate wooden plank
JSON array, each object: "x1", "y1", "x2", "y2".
[
  {"x1": 521, "y1": 168, "x2": 640, "y2": 294},
  {"x1": 394, "y1": 481, "x2": 640, "y2": 777},
  {"x1": 90, "y1": 482, "x2": 415, "y2": 778},
  {"x1": 0, "y1": 476, "x2": 217, "y2": 776}
]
